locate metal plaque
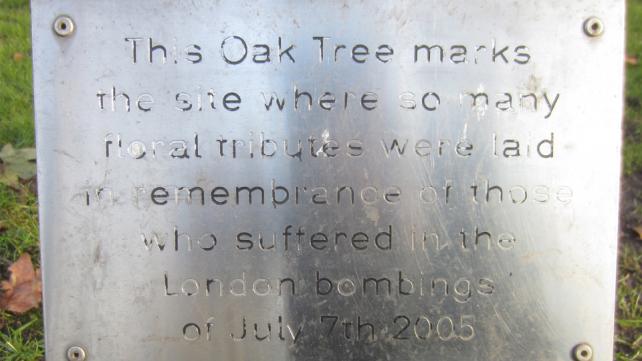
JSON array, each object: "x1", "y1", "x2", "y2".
[{"x1": 31, "y1": 1, "x2": 624, "y2": 360}]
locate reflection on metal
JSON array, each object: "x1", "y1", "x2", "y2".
[{"x1": 31, "y1": 0, "x2": 625, "y2": 360}]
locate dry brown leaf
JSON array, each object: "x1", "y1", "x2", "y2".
[
  {"x1": 626, "y1": 54, "x2": 639, "y2": 65},
  {"x1": 0, "y1": 144, "x2": 37, "y2": 188},
  {"x1": 0, "y1": 253, "x2": 42, "y2": 314},
  {"x1": 632, "y1": 226, "x2": 642, "y2": 240},
  {"x1": 12, "y1": 52, "x2": 25, "y2": 62}
]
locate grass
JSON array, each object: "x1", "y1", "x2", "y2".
[
  {"x1": 616, "y1": 243, "x2": 642, "y2": 361},
  {"x1": 0, "y1": 185, "x2": 39, "y2": 260},
  {"x1": 0, "y1": 0, "x2": 32, "y2": 148},
  {"x1": 0, "y1": 313, "x2": 43, "y2": 361},
  {"x1": 0, "y1": 181, "x2": 41, "y2": 361},
  {"x1": 621, "y1": 2, "x2": 642, "y2": 358},
  {"x1": 0, "y1": 0, "x2": 43, "y2": 360},
  {"x1": 625, "y1": 0, "x2": 642, "y2": 175},
  {"x1": 0, "y1": 0, "x2": 640, "y2": 360},
  {"x1": 0, "y1": 181, "x2": 42, "y2": 361}
]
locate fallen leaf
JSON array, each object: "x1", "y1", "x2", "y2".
[
  {"x1": 0, "y1": 254, "x2": 42, "y2": 314},
  {"x1": 633, "y1": 225, "x2": 642, "y2": 240},
  {"x1": 0, "y1": 144, "x2": 36, "y2": 188},
  {"x1": 626, "y1": 54, "x2": 639, "y2": 65},
  {"x1": 12, "y1": 52, "x2": 24, "y2": 62}
]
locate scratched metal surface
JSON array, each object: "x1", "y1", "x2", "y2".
[{"x1": 31, "y1": 1, "x2": 624, "y2": 360}]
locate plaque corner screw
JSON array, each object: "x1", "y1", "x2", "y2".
[
  {"x1": 583, "y1": 16, "x2": 604, "y2": 37},
  {"x1": 53, "y1": 15, "x2": 75, "y2": 37},
  {"x1": 572, "y1": 342, "x2": 593, "y2": 361},
  {"x1": 66, "y1": 345, "x2": 86, "y2": 361}
]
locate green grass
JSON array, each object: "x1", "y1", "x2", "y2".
[
  {"x1": 625, "y1": 0, "x2": 642, "y2": 175},
  {"x1": 0, "y1": 0, "x2": 641, "y2": 360},
  {"x1": 617, "y1": 242, "x2": 642, "y2": 360},
  {"x1": 0, "y1": 184, "x2": 39, "y2": 260},
  {"x1": 0, "y1": 1, "x2": 41, "y2": 360},
  {"x1": 0, "y1": 181, "x2": 42, "y2": 361},
  {"x1": 0, "y1": 313, "x2": 43, "y2": 361},
  {"x1": 0, "y1": 0, "x2": 33, "y2": 148},
  {"x1": 0, "y1": 181, "x2": 41, "y2": 361},
  {"x1": 620, "y1": 2, "x2": 642, "y2": 358}
]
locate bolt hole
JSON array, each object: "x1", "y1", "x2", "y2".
[
  {"x1": 580, "y1": 350, "x2": 588, "y2": 357},
  {"x1": 583, "y1": 17, "x2": 604, "y2": 37},
  {"x1": 53, "y1": 16, "x2": 74, "y2": 37}
]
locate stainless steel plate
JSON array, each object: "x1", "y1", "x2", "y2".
[{"x1": 31, "y1": 1, "x2": 624, "y2": 360}]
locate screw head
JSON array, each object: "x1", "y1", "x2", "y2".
[
  {"x1": 53, "y1": 15, "x2": 75, "y2": 37},
  {"x1": 572, "y1": 343, "x2": 593, "y2": 361},
  {"x1": 584, "y1": 16, "x2": 604, "y2": 37},
  {"x1": 66, "y1": 346, "x2": 86, "y2": 361}
]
